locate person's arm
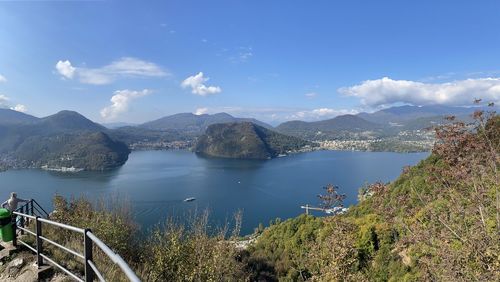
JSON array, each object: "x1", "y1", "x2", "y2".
[
  {"x1": 1, "y1": 200, "x2": 8, "y2": 208},
  {"x1": 17, "y1": 198, "x2": 29, "y2": 203}
]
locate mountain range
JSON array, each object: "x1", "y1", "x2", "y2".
[
  {"x1": 275, "y1": 114, "x2": 384, "y2": 140},
  {"x1": 113, "y1": 105, "x2": 489, "y2": 143},
  {"x1": 0, "y1": 104, "x2": 494, "y2": 168},
  {"x1": 140, "y1": 112, "x2": 272, "y2": 132},
  {"x1": 357, "y1": 105, "x2": 476, "y2": 124},
  {"x1": 275, "y1": 105, "x2": 495, "y2": 140}
]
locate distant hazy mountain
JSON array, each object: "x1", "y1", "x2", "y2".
[
  {"x1": 0, "y1": 110, "x2": 129, "y2": 171},
  {"x1": 102, "y1": 122, "x2": 137, "y2": 129},
  {"x1": 276, "y1": 114, "x2": 384, "y2": 140},
  {"x1": 357, "y1": 105, "x2": 481, "y2": 125},
  {"x1": 140, "y1": 112, "x2": 273, "y2": 133},
  {"x1": 274, "y1": 106, "x2": 499, "y2": 141},
  {"x1": 195, "y1": 122, "x2": 313, "y2": 159},
  {"x1": 109, "y1": 126, "x2": 192, "y2": 145},
  {"x1": 277, "y1": 114, "x2": 380, "y2": 132}
]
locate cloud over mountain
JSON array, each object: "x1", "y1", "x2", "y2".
[
  {"x1": 339, "y1": 77, "x2": 500, "y2": 107},
  {"x1": 101, "y1": 89, "x2": 151, "y2": 120},
  {"x1": 181, "y1": 72, "x2": 221, "y2": 96},
  {"x1": 194, "y1": 107, "x2": 209, "y2": 115},
  {"x1": 291, "y1": 108, "x2": 358, "y2": 120},
  {"x1": 0, "y1": 94, "x2": 27, "y2": 112},
  {"x1": 55, "y1": 57, "x2": 169, "y2": 85},
  {"x1": 11, "y1": 104, "x2": 27, "y2": 113}
]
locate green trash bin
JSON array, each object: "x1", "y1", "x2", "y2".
[{"x1": 0, "y1": 208, "x2": 14, "y2": 242}]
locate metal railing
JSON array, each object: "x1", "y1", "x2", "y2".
[{"x1": 12, "y1": 200, "x2": 141, "y2": 282}]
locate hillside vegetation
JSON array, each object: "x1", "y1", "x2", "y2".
[
  {"x1": 246, "y1": 110, "x2": 499, "y2": 281},
  {"x1": 194, "y1": 122, "x2": 314, "y2": 159},
  {"x1": 15, "y1": 132, "x2": 129, "y2": 170},
  {"x1": 276, "y1": 114, "x2": 384, "y2": 141},
  {"x1": 0, "y1": 109, "x2": 130, "y2": 170}
]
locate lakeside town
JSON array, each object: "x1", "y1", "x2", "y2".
[{"x1": 0, "y1": 130, "x2": 435, "y2": 173}]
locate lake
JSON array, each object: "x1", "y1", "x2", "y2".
[{"x1": 0, "y1": 150, "x2": 428, "y2": 234}]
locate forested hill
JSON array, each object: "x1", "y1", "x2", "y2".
[
  {"x1": 0, "y1": 109, "x2": 129, "y2": 171},
  {"x1": 194, "y1": 122, "x2": 314, "y2": 159},
  {"x1": 275, "y1": 114, "x2": 385, "y2": 140},
  {"x1": 277, "y1": 114, "x2": 379, "y2": 132},
  {"x1": 245, "y1": 112, "x2": 499, "y2": 281}
]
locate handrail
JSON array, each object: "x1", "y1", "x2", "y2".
[
  {"x1": 17, "y1": 226, "x2": 36, "y2": 236},
  {"x1": 39, "y1": 235, "x2": 85, "y2": 260},
  {"x1": 40, "y1": 253, "x2": 84, "y2": 282},
  {"x1": 13, "y1": 212, "x2": 36, "y2": 220},
  {"x1": 88, "y1": 260, "x2": 106, "y2": 282},
  {"x1": 32, "y1": 199, "x2": 50, "y2": 218},
  {"x1": 16, "y1": 199, "x2": 49, "y2": 219},
  {"x1": 38, "y1": 217, "x2": 85, "y2": 234},
  {"x1": 12, "y1": 201, "x2": 141, "y2": 282},
  {"x1": 86, "y1": 231, "x2": 141, "y2": 282},
  {"x1": 18, "y1": 239, "x2": 37, "y2": 253}
]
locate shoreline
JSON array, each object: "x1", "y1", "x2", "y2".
[{"x1": 0, "y1": 147, "x2": 431, "y2": 174}]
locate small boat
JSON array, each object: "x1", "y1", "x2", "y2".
[{"x1": 184, "y1": 197, "x2": 196, "y2": 202}]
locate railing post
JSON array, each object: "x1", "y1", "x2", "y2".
[
  {"x1": 35, "y1": 216, "x2": 43, "y2": 268},
  {"x1": 84, "y1": 229, "x2": 94, "y2": 282},
  {"x1": 12, "y1": 215, "x2": 17, "y2": 247},
  {"x1": 19, "y1": 206, "x2": 25, "y2": 235},
  {"x1": 30, "y1": 200, "x2": 34, "y2": 216}
]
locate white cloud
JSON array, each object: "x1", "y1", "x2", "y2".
[
  {"x1": 194, "y1": 107, "x2": 209, "y2": 115},
  {"x1": 339, "y1": 77, "x2": 500, "y2": 107},
  {"x1": 55, "y1": 57, "x2": 169, "y2": 85},
  {"x1": 290, "y1": 108, "x2": 358, "y2": 121},
  {"x1": 0, "y1": 95, "x2": 27, "y2": 113},
  {"x1": 10, "y1": 104, "x2": 27, "y2": 113},
  {"x1": 56, "y1": 60, "x2": 76, "y2": 79},
  {"x1": 181, "y1": 72, "x2": 221, "y2": 96},
  {"x1": 0, "y1": 74, "x2": 7, "y2": 83},
  {"x1": 199, "y1": 105, "x2": 357, "y2": 123},
  {"x1": 100, "y1": 89, "x2": 151, "y2": 120},
  {"x1": 305, "y1": 92, "x2": 317, "y2": 98}
]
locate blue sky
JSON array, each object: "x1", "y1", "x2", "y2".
[{"x1": 1, "y1": 0, "x2": 500, "y2": 124}]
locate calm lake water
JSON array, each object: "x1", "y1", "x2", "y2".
[{"x1": 0, "y1": 150, "x2": 427, "y2": 234}]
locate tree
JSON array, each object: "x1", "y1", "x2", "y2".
[{"x1": 317, "y1": 184, "x2": 346, "y2": 210}]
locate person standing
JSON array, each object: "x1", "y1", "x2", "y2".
[{"x1": 2, "y1": 192, "x2": 29, "y2": 212}]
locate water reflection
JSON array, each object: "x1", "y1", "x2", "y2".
[{"x1": 45, "y1": 168, "x2": 121, "y2": 183}]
